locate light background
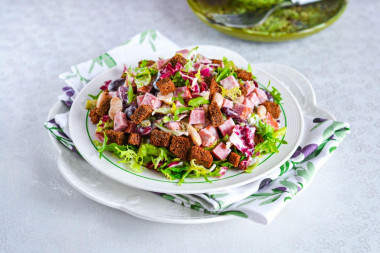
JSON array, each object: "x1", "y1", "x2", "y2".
[{"x1": 0, "y1": 0, "x2": 379, "y2": 252}]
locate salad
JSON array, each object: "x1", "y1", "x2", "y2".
[{"x1": 86, "y1": 47, "x2": 287, "y2": 185}]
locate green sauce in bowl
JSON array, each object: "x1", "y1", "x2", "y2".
[{"x1": 187, "y1": 0, "x2": 347, "y2": 41}]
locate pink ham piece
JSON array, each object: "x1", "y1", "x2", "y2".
[
  {"x1": 218, "y1": 117, "x2": 235, "y2": 137},
  {"x1": 220, "y1": 75, "x2": 239, "y2": 90},
  {"x1": 189, "y1": 109, "x2": 205, "y2": 125},
  {"x1": 141, "y1": 93, "x2": 162, "y2": 109},
  {"x1": 136, "y1": 95, "x2": 145, "y2": 107},
  {"x1": 113, "y1": 112, "x2": 128, "y2": 132},
  {"x1": 246, "y1": 92, "x2": 260, "y2": 107},
  {"x1": 212, "y1": 142, "x2": 231, "y2": 160},
  {"x1": 243, "y1": 98, "x2": 255, "y2": 109},
  {"x1": 174, "y1": 86, "x2": 192, "y2": 100},
  {"x1": 165, "y1": 121, "x2": 181, "y2": 131},
  {"x1": 222, "y1": 99, "x2": 234, "y2": 109},
  {"x1": 254, "y1": 88, "x2": 268, "y2": 103},
  {"x1": 242, "y1": 80, "x2": 255, "y2": 95},
  {"x1": 199, "y1": 126, "x2": 219, "y2": 147},
  {"x1": 233, "y1": 103, "x2": 253, "y2": 120}
]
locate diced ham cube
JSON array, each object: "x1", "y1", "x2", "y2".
[
  {"x1": 113, "y1": 112, "x2": 128, "y2": 132},
  {"x1": 265, "y1": 112, "x2": 279, "y2": 130},
  {"x1": 220, "y1": 75, "x2": 239, "y2": 90},
  {"x1": 246, "y1": 92, "x2": 260, "y2": 107},
  {"x1": 141, "y1": 93, "x2": 162, "y2": 109},
  {"x1": 136, "y1": 95, "x2": 145, "y2": 107},
  {"x1": 125, "y1": 120, "x2": 137, "y2": 133},
  {"x1": 222, "y1": 99, "x2": 234, "y2": 109},
  {"x1": 254, "y1": 88, "x2": 268, "y2": 103},
  {"x1": 242, "y1": 80, "x2": 255, "y2": 95},
  {"x1": 218, "y1": 117, "x2": 235, "y2": 137},
  {"x1": 243, "y1": 98, "x2": 254, "y2": 109},
  {"x1": 165, "y1": 121, "x2": 181, "y2": 130},
  {"x1": 212, "y1": 142, "x2": 231, "y2": 160},
  {"x1": 189, "y1": 109, "x2": 205, "y2": 125},
  {"x1": 137, "y1": 84, "x2": 153, "y2": 94},
  {"x1": 233, "y1": 103, "x2": 253, "y2": 120},
  {"x1": 157, "y1": 92, "x2": 173, "y2": 104},
  {"x1": 199, "y1": 126, "x2": 219, "y2": 147},
  {"x1": 174, "y1": 86, "x2": 192, "y2": 100}
]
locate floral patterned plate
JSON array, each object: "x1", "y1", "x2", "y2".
[
  {"x1": 68, "y1": 46, "x2": 304, "y2": 194},
  {"x1": 47, "y1": 63, "x2": 333, "y2": 224}
]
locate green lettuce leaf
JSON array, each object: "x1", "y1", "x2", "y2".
[
  {"x1": 134, "y1": 67, "x2": 151, "y2": 88},
  {"x1": 188, "y1": 97, "x2": 210, "y2": 107}
]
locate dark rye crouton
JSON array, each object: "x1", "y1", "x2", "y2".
[
  {"x1": 105, "y1": 130, "x2": 125, "y2": 145},
  {"x1": 150, "y1": 129, "x2": 171, "y2": 147},
  {"x1": 128, "y1": 133, "x2": 141, "y2": 146},
  {"x1": 209, "y1": 102, "x2": 224, "y2": 127},
  {"x1": 236, "y1": 69, "x2": 253, "y2": 81},
  {"x1": 262, "y1": 101, "x2": 281, "y2": 119},
  {"x1": 169, "y1": 136, "x2": 192, "y2": 161},
  {"x1": 89, "y1": 108, "x2": 101, "y2": 124},
  {"x1": 190, "y1": 146, "x2": 213, "y2": 168},
  {"x1": 204, "y1": 76, "x2": 220, "y2": 97},
  {"x1": 96, "y1": 93, "x2": 112, "y2": 116},
  {"x1": 156, "y1": 77, "x2": 176, "y2": 95},
  {"x1": 138, "y1": 60, "x2": 155, "y2": 67},
  {"x1": 130, "y1": 105, "x2": 153, "y2": 124},
  {"x1": 211, "y1": 59, "x2": 222, "y2": 65},
  {"x1": 228, "y1": 152, "x2": 241, "y2": 167},
  {"x1": 254, "y1": 133, "x2": 264, "y2": 145},
  {"x1": 167, "y1": 54, "x2": 187, "y2": 67}
]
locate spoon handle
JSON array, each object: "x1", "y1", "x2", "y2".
[{"x1": 292, "y1": 0, "x2": 321, "y2": 5}]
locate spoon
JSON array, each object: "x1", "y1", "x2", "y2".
[{"x1": 207, "y1": 0, "x2": 321, "y2": 28}]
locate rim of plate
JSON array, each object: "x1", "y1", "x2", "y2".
[{"x1": 69, "y1": 45, "x2": 304, "y2": 194}]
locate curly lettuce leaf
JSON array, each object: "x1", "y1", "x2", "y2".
[
  {"x1": 219, "y1": 85, "x2": 241, "y2": 101},
  {"x1": 254, "y1": 119, "x2": 287, "y2": 155}
]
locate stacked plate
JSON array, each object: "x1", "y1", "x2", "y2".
[{"x1": 47, "y1": 46, "x2": 334, "y2": 223}]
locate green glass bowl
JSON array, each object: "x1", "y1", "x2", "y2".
[{"x1": 187, "y1": 0, "x2": 347, "y2": 42}]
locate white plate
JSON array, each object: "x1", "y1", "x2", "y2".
[
  {"x1": 69, "y1": 45, "x2": 304, "y2": 194},
  {"x1": 48, "y1": 63, "x2": 334, "y2": 224}
]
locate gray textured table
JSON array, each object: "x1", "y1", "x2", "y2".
[{"x1": 1, "y1": 0, "x2": 379, "y2": 252}]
